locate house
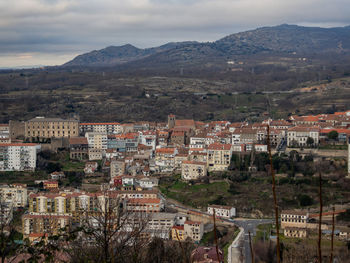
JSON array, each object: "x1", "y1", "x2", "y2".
[
  {"x1": 184, "y1": 221, "x2": 204, "y2": 242},
  {"x1": 172, "y1": 225, "x2": 186, "y2": 241},
  {"x1": 84, "y1": 161, "x2": 98, "y2": 174},
  {"x1": 283, "y1": 227, "x2": 308, "y2": 238},
  {"x1": 181, "y1": 161, "x2": 207, "y2": 181},
  {"x1": 69, "y1": 137, "x2": 89, "y2": 160},
  {"x1": 191, "y1": 246, "x2": 224, "y2": 263},
  {"x1": 281, "y1": 210, "x2": 308, "y2": 229},
  {"x1": 207, "y1": 205, "x2": 236, "y2": 219},
  {"x1": 155, "y1": 147, "x2": 178, "y2": 172},
  {"x1": 138, "y1": 177, "x2": 159, "y2": 189},
  {"x1": 122, "y1": 176, "x2": 136, "y2": 186},
  {"x1": 50, "y1": 171, "x2": 65, "y2": 180},
  {"x1": 43, "y1": 180, "x2": 59, "y2": 190},
  {"x1": 170, "y1": 131, "x2": 186, "y2": 145},
  {"x1": 207, "y1": 143, "x2": 232, "y2": 172}
]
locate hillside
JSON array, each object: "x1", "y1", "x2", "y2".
[{"x1": 63, "y1": 24, "x2": 350, "y2": 69}]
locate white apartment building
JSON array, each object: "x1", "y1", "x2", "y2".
[
  {"x1": 85, "y1": 132, "x2": 108, "y2": 149},
  {"x1": 184, "y1": 221, "x2": 204, "y2": 242},
  {"x1": 80, "y1": 122, "x2": 122, "y2": 135},
  {"x1": 207, "y1": 205, "x2": 236, "y2": 219},
  {"x1": 181, "y1": 161, "x2": 207, "y2": 181},
  {"x1": 0, "y1": 143, "x2": 40, "y2": 171},
  {"x1": 139, "y1": 131, "x2": 157, "y2": 150},
  {"x1": 0, "y1": 184, "x2": 28, "y2": 207},
  {"x1": 287, "y1": 127, "x2": 320, "y2": 147}
]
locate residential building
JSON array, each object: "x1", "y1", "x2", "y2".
[
  {"x1": 80, "y1": 122, "x2": 122, "y2": 135},
  {"x1": 0, "y1": 183, "x2": 27, "y2": 207},
  {"x1": 184, "y1": 221, "x2": 204, "y2": 242},
  {"x1": 138, "y1": 177, "x2": 159, "y2": 189},
  {"x1": 283, "y1": 227, "x2": 308, "y2": 238},
  {"x1": 287, "y1": 126, "x2": 320, "y2": 147},
  {"x1": 207, "y1": 205, "x2": 236, "y2": 219},
  {"x1": 88, "y1": 149, "x2": 103, "y2": 160},
  {"x1": 25, "y1": 117, "x2": 79, "y2": 139},
  {"x1": 110, "y1": 159, "x2": 126, "y2": 178},
  {"x1": 69, "y1": 137, "x2": 89, "y2": 160},
  {"x1": 84, "y1": 161, "x2": 98, "y2": 174},
  {"x1": 43, "y1": 180, "x2": 59, "y2": 190},
  {"x1": 281, "y1": 210, "x2": 308, "y2": 229},
  {"x1": 22, "y1": 214, "x2": 71, "y2": 239},
  {"x1": 85, "y1": 132, "x2": 108, "y2": 149},
  {"x1": 181, "y1": 161, "x2": 207, "y2": 181},
  {"x1": 155, "y1": 147, "x2": 178, "y2": 172},
  {"x1": 125, "y1": 198, "x2": 162, "y2": 213},
  {"x1": 207, "y1": 143, "x2": 232, "y2": 172},
  {"x1": 171, "y1": 225, "x2": 186, "y2": 241},
  {"x1": 191, "y1": 246, "x2": 224, "y2": 263},
  {"x1": 0, "y1": 143, "x2": 40, "y2": 171}
]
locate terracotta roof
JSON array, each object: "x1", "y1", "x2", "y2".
[
  {"x1": 127, "y1": 198, "x2": 160, "y2": 204},
  {"x1": 0, "y1": 143, "x2": 38, "y2": 147},
  {"x1": 175, "y1": 119, "x2": 195, "y2": 127},
  {"x1": 172, "y1": 225, "x2": 184, "y2": 230},
  {"x1": 182, "y1": 160, "x2": 206, "y2": 165},
  {"x1": 191, "y1": 246, "x2": 224, "y2": 262},
  {"x1": 208, "y1": 143, "x2": 231, "y2": 151},
  {"x1": 156, "y1": 148, "x2": 176, "y2": 154},
  {"x1": 281, "y1": 210, "x2": 308, "y2": 216},
  {"x1": 288, "y1": 126, "x2": 320, "y2": 132},
  {"x1": 69, "y1": 137, "x2": 88, "y2": 145}
]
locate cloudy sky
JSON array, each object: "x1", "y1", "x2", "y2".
[{"x1": 0, "y1": 0, "x2": 349, "y2": 67}]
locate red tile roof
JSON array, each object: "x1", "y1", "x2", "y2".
[{"x1": 208, "y1": 143, "x2": 231, "y2": 151}]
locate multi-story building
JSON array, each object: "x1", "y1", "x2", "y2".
[
  {"x1": 25, "y1": 117, "x2": 79, "y2": 139},
  {"x1": 125, "y1": 198, "x2": 162, "y2": 213},
  {"x1": 110, "y1": 159, "x2": 126, "y2": 178},
  {"x1": 139, "y1": 131, "x2": 157, "y2": 150},
  {"x1": 0, "y1": 183, "x2": 27, "y2": 207},
  {"x1": 85, "y1": 132, "x2": 108, "y2": 149},
  {"x1": 0, "y1": 143, "x2": 40, "y2": 171},
  {"x1": 181, "y1": 161, "x2": 207, "y2": 181},
  {"x1": 287, "y1": 126, "x2": 320, "y2": 147},
  {"x1": 69, "y1": 137, "x2": 89, "y2": 160},
  {"x1": 22, "y1": 214, "x2": 71, "y2": 239},
  {"x1": 207, "y1": 143, "x2": 232, "y2": 172},
  {"x1": 155, "y1": 147, "x2": 178, "y2": 172},
  {"x1": 207, "y1": 205, "x2": 236, "y2": 219},
  {"x1": 80, "y1": 122, "x2": 122, "y2": 135},
  {"x1": 184, "y1": 221, "x2": 204, "y2": 242}
]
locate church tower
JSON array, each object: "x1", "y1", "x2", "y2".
[{"x1": 168, "y1": 114, "x2": 176, "y2": 129}]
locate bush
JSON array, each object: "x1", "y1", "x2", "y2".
[{"x1": 298, "y1": 194, "x2": 313, "y2": 207}]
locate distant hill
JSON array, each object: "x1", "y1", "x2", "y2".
[
  {"x1": 63, "y1": 42, "x2": 198, "y2": 67},
  {"x1": 63, "y1": 24, "x2": 350, "y2": 69}
]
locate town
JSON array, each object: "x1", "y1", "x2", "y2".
[{"x1": 1, "y1": 111, "x2": 350, "y2": 262}]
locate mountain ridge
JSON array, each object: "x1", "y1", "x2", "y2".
[{"x1": 63, "y1": 24, "x2": 350, "y2": 68}]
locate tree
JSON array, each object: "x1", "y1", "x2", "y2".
[
  {"x1": 298, "y1": 194, "x2": 313, "y2": 207},
  {"x1": 306, "y1": 137, "x2": 314, "y2": 147},
  {"x1": 0, "y1": 201, "x2": 22, "y2": 263},
  {"x1": 327, "y1": 130, "x2": 338, "y2": 141}
]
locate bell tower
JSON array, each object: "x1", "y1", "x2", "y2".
[{"x1": 168, "y1": 114, "x2": 176, "y2": 129}]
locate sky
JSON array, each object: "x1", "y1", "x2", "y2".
[{"x1": 0, "y1": 0, "x2": 349, "y2": 68}]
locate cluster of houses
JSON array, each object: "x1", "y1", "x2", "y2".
[
  {"x1": 1, "y1": 112, "x2": 350, "y2": 247},
  {"x1": 280, "y1": 209, "x2": 350, "y2": 240}
]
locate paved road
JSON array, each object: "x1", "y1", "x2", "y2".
[
  {"x1": 160, "y1": 192, "x2": 274, "y2": 263},
  {"x1": 230, "y1": 219, "x2": 274, "y2": 263}
]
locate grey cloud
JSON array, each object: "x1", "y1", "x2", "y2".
[{"x1": 0, "y1": 0, "x2": 349, "y2": 66}]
